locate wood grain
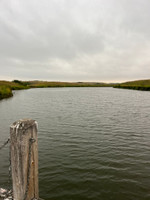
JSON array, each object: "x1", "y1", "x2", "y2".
[{"x1": 10, "y1": 119, "x2": 39, "y2": 200}]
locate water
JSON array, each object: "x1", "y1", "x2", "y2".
[{"x1": 0, "y1": 87, "x2": 150, "y2": 200}]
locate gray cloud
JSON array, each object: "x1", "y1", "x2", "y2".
[{"x1": 0, "y1": 0, "x2": 150, "y2": 82}]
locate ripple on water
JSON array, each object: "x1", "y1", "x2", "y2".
[{"x1": 0, "y1": 88, "x2": 150, "y2": 200}]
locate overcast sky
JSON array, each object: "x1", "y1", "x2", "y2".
[{"x1": 0, "y1": 0, "x2": 150, "y2": 82}]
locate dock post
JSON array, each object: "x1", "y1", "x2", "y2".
[{"x1": 10, "y1": 119, "x2": 39, "y2": 200}]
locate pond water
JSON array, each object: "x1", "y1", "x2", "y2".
[{"x1": 0, "y1": 87, "x2": 150, "y2": 200}]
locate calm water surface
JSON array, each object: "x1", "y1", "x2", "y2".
[{"x1": 0, "y1": 87, "x2": 150, "y2": 200}]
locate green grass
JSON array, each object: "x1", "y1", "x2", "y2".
[
  {"x1": 0, "y1": 80, "x2": 29, "y2": 90},
  {"x1": 28, "y1": 81, "x2": 113, "y2": 88},
  {"x1": 0, "y1": 80, "x2": 113, "y2": 100},
  {"x1": 0, "y1": 80, "x2": 29, "y2": 100},
  {"x1": 0, "y1": 85, "x2": 13, "y2": 100},
  {"x1": 1, "y1": 79, "x2": 149, "y2": 100},
  {"x1": 114, "y1": 79, "x2": 150, "y2": 91}
]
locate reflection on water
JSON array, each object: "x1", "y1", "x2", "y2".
[{"x1": 0, "y1": 88, "x2": 150, "y2": 200}]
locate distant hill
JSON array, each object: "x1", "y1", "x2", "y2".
[
  {"x1": 114, "y1": 79, "x2": 150, "y2": 91},
  {"x1": 27, "y1": 81, "x2": 113, "y2": 88}
]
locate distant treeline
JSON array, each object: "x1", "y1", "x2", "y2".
[{"x1": 0, "y1": 80, "x2": 113, "y2": 100}]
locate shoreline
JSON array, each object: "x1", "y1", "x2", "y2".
[
  {"x1": 0, "y1": 80, "x2": 113, "y2": 100},
  {"x1": 114, "y1": 85, "x2": 150, "y2": 91},
  {"x1": 1, "y1": 79, "x2": 150, "y2": 101}
]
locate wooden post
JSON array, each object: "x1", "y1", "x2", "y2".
[{"x1": 10, "y1": 119, "x2": 39, "y2": 200}]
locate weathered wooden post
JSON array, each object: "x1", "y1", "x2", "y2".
[{"x1": 10, "y1": 119, "x2": 39, "y2": 200}]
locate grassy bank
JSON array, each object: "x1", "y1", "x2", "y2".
[
  {"x1": 0, "y1": 80, "x2": 113, "y2": 100},
  {"x1": 0, "y1": 80, "x2": 29, "y2": 100},
  {"x1": 114, "y1": 79, "x2": 150, "y2": 91},
  {"x1": 0, "y1": 86, "x2": 13, "y2": 100},
  {"x1": 1, "y1": 79, "x2": 149, "y2": 100}
]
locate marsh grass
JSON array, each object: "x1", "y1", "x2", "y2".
[
  {"x1": 1, "y1": 79, "x2": 149, "y2": 100},
  {"x1": 0, "y1": 80, "x2": 29, "y2": 100},
  {"x1": 0, "y1": 80, "x2": 112, "y2": 100},
  {"x1": 114, "y1": 79, "x2": 150, "y2": 91},
  {"x1": 0, "y1": 85, "x2": 13, "y2": 100},
  {"x1": 29, "y1": 81, "x2": 112, "y2": 88}
]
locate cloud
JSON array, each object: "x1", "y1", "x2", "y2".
[{"x1": 0, "y1": 0, "x2": 150, "y2": 82}]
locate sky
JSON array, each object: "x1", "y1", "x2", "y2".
[{"x1": 0, "y1": 0, "x2": 150, "y2": 83}]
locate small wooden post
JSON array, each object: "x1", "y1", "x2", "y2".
[{"x1": 10, "y1": 119, "x2": 39, "y2": 200}]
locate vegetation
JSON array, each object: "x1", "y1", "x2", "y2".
[
  {"x1": 28, "y1": 81, "x2": 113, "y2": 88},
  {"x1": 1, "y1": 79, "x2": 150, "y2": 100},
  {"x1": 0, "y1": 80, "x2": 29, "y2": 90},
  {"x1": 0, "y1": 80, "x2": 29, "y2": 100},
  {"x1": 114, "y1": 79, "x2": 150, "y2": 91},
  {"x1": 0, "y1": 80, "x2": 113, "y2": 100},
  {"x1": 0, "y1": 86, "x2": 13, "y2": 100}
]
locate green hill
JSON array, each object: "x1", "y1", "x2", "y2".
[{"x1": 114, "y1": 79, "x2": 150, "y2": 91}]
